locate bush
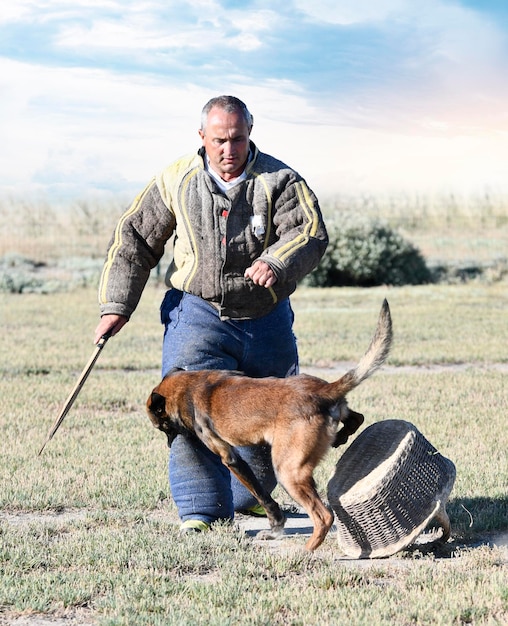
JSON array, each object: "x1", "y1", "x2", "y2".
[
  {"x1": 304, "y1": 212, "x2": 432, "y2": 287},
  {"x1": 0, "y1": 254, "x2": 104, "y2": 294}
]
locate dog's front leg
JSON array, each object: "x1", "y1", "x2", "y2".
[
  {"x1": 200, "y1": 428, "x2": 286, "y2": 539},
  {"x1": 225, "y1": 449, "x2": 286, "y2": 540},
  {"x1": 194, "y1": 408, "x2": 286, "y2": 539}
]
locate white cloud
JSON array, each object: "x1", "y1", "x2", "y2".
[
  {"x1": 0, "y1": 0, "x2": 122, "y2": 24},
  {"x1": 294, "y1": 0, "x2": 413, "y2": 25},
  {"x1": 0, "y1": 3, "x2": 32, "y2": 22},
  {"x1": 0, "y1": 57, "x2": 210, "y2": 198},
  {"x1": 1, "y1": 1, "x2": 508, "y2": 201},
  {"x1": 50, "y1": 2, "x2": 276, "y2": 56},
  {"x1": 304, "y1": 2, "x2": 508, "y2": 137},
  {"x1": 2, "y1": 53, "x2": 506, "y2": 203},
  {"x1": 0, "y1": 53, "x2": 311, "y2": 198}
]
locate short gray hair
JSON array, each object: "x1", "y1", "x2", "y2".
[{"x1": 200, "y1": 96, "x2": 254, "y2": 132}]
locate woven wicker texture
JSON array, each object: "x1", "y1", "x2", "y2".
[{"x1": 327, "y1": 419, "x2": 456, "y2": 558}]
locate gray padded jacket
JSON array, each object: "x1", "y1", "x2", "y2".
[{"x1": 98, "y1": 142, "x2": 328, "y2": 320}]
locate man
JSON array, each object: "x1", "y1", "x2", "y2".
[{"x1": 94, "y1": 95, "x2": 328, "y2": 532}]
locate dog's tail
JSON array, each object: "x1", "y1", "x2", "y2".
[{"x1": 326, "y1": 299, "x2": 392, "y2": 399}]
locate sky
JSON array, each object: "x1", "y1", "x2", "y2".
[{"x1": 1, "y1": 0, "x2": 508, "y2": 203}]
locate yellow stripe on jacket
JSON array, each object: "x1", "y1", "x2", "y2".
[
  {"x1": 274, "y1": 181, "x2": 320, "y2": 263},
  {"x1": 98, "y1": 181, "x2": 153, "y2": 306}
]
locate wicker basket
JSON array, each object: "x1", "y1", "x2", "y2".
[{"x1": 327, "y1": 419, "x2": 456, "y2": 559}]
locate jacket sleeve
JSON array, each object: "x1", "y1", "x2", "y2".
[
  {"x1": 98, "y1": 180, "x2": 176, "y2": 318},
  {"x1": 261, "y1": 175, "x2": 328, "y2": 285}
]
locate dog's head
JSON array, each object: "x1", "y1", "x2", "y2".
[
  {"x1": 146, "y1": 391, "x2": 178, "y2": 446},
  {"x1": 146, "y1": 391, "x2": 167, "y2": 428}
]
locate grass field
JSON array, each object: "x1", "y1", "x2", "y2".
[
  {"x1": 1, "y1": 282, "x2": 507, "y2": 625},
  {"x1": 0, "y1": 195, "x2": 507, "y2": 625}
]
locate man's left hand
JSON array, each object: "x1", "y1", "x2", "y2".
[{"x1": 244, "y1": 260, "x2": 277, "y2": 288}]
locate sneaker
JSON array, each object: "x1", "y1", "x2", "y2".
[
  {"x1": 179, "y1": 519, "x2": 210, "y2": 533},
  {"x1": 237, "y1": 503, "x2": 267, "y2": 517}
]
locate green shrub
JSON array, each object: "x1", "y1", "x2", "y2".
[
  {"x1": 0, "y1": 254, "x2": 104, "y2": 294},
  {"x1": 304, "y1": 212, "x2": 432, "y2": 287}
]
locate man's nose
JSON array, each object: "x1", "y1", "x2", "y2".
[{"x1": 222, "y1": 140, "x2": 235, "y2": 154}]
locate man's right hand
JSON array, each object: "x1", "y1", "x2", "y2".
[{"x1": 94, "y1": 314, "x2": 129, "y2": 344}]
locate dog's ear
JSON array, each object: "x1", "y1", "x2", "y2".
[{"x1": 149, "y1": 391, "x2": 166, "y2": 417}]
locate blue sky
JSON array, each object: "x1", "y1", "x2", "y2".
[{"x1": 1, "y1": 0, "x2": 508, "y2": 202}]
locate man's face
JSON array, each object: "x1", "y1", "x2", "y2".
[{"x1": 199, "y1": 107, "x2": 251, "y2": 181}]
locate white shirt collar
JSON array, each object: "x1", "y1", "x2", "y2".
[{"x1": 205, "y1": 150, "x2": 252, "y2": 193}]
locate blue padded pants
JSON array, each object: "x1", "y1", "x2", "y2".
[{"x1": 160, "y1": 289, "x2": 299, "y2": 525}]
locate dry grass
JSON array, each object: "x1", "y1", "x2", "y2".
[
  {"x1": 0, "y1": 285, "x2": 507, "y2": 625},
  {"x1": 2, "y1": 191, "x2": 508, "y2": 265},
  {"x1": 0, "y1": 193, "x2": 507, "y2": 625}
]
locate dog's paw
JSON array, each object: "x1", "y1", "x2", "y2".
[{"x1": 255, "y1": 528, "x2": 285, "y2": 541}]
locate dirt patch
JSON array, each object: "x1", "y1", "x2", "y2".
[
  {"x1": 302, "y1": 361, "x2": 508, "y2": 378},
  {"x1": 238, "y1": 510, "x2": 508, "y2": 559},
  {"x1": 0, "y1": 509, "x2": 89, "y2": 528},
  {"x1": 0, "y1": 610, "x2": 96, "y2": 626},
  {"x1": 2, "y1": 507, "x2": 506, "y2": 561}
]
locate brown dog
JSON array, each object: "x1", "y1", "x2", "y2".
[{"x1": 147, "y1": 299, "x2": 392, "y2": 551}]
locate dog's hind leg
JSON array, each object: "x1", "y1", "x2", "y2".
[
  {"x1": 272, "y1": 432, "x2": 334, "y2": 551},
  {"x1": 278, "y1": 468, "x2": 334, "y2": 551}
]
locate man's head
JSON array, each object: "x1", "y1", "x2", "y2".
[{"x1": 199, "y1": 96, "x2": 253, "y2": 182}]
